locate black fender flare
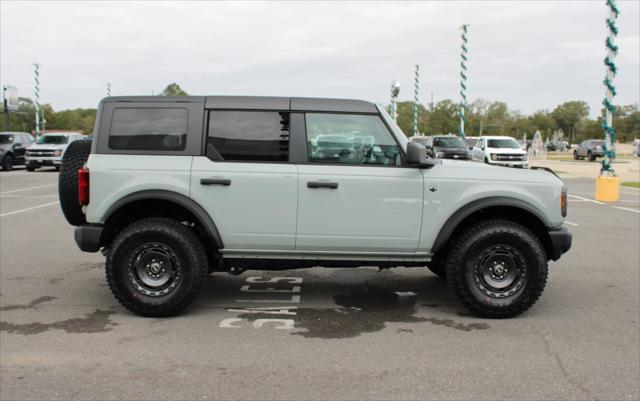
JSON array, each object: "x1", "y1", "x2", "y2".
[
  {"x1": 102, "y1": 190, "x2": 224, "y2": 249},
  {"x1": 431, "y1": 196, "x2": 551, "y2": 254}
]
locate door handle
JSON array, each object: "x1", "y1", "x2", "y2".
[
  {"x1": 200, "y1": 178, "x2": 231, "y2": 186},
  {"x1": 307, "y1": 181, "x2": 338, "y2": 189}
]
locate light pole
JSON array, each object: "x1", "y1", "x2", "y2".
[
  {"x1": 459, "y1": 24, "x2": 469, "y2": 139},
  {"x1": 33, "y1": 63, "x2": 42, "y2": 136},
  {"x1": 390, "y1": 80, "x2": 400, "y2": 121},
  {"x1": 413, "y1": 65, "x2": 420, "y2": 137},
  {"x1": 595, "y1": 0, "x2": 621, "y2": 202},
  {"x1": 107, "y1": 82, "x2": 111, "y2": 97}
]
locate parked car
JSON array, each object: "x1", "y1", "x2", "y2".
[
  {"x1": 59, "y1": 95, "x2": 570, "y2": 318},
  {"x1": 424, "y1": 135, "x2": 470, "y2": 160},
  {"x1": 0, "y1": 131, "x2": 35, "y2": 171},
  {"x1": 573, "y1": 140, "x2": 604, "y2": 161},
  {"x1": 472, "y1": 136, "x2": 529, "y2": 168},
  {"x1": 25, "y1": 132, "x2": 85, "y2": 171}
]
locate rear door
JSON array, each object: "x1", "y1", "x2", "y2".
[
  {"x1": 295, "y1": 112, "x2": 423, "y2": 253},
  {"x1": 190, "y1": 110, "x2": 298, "y2": 250}
]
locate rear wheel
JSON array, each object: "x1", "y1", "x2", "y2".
[
  {"x1": 588, "y1": 151, "x2": 595, "y2": 162},
  {"x1": 26, "y1": 166, "x2": 37, "y2": 172},
  {"x1": 2, "y1": 155, "x2": 13, "y2": 171},
  {"x1": 445, "y1": 219, "x2": 548, "y2": 318},
  {"x1": 106, "y1": 217, "x2": 208, "y2": 317}
]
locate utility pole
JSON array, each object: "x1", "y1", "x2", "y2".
[
  {"x1": 413, "y1": 65, "x2": 420, "y2": 137},
  {"x1": 33, "y1": 63, "x2": 42, "y2": 136},
  {"x1": 459, "y1": 24, "x2": 469, "y2": 139}
]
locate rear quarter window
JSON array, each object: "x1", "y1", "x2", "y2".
[{"x1": 108, "y1": 108, "x2": 188, "y2": 151}]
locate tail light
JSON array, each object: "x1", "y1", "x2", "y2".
[
  {"x1": 78, "y1": 167, "x2": 90, "y2": 206},
  {"x1": 561, "y1": 190, "x2": 567, "y2": 217}
]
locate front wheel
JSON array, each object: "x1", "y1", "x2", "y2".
[
  {"x1": 573, "y1": 151, "x2": 578, "y2": 160},
  {"x1": 445, "y1": 219, "x2": 548, "y2": 318},
  {"x1": 2, "y1": 155, "x2": 13, "y2": 171},
  {"x1": 106, "y1": 217, "x2": 209, "y2": 317}
]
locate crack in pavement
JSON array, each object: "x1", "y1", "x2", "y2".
[
  {"x1": 0, "y1": 296, "x2": 57, "y2": 311},
  {"x1": 531, "y1": 324, "x2": 599, "y2": 401}
]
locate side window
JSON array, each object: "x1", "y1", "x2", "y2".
[
  {"x1": 206, "y1": 111, "x2": 289, "y2": 162},
  {"x1": 305, "y1": 113, "x2": 400, "y2": 166},
  {"x1": 109, "y1": 108, "x2": 188, "y2": 151}
]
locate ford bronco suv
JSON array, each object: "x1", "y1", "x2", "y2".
[{"x1": 59, "y1": 96, "x2": 571, "y2": 318}]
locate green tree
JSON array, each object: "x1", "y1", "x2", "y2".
[
  {"x1": 160, "y1": 83, "x2": 188, "y2": 96},
  {"x1": 551, "y1": 101, "x2": 590, "y2": 145}
]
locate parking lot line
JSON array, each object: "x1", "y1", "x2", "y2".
[
  {"x1": 564, "y1": 221, "x2": 579, "y2": 226},
  {"x1": 612, "y1": 206, "x2": 640, "y2": 214},
  {"x1": 568, "y1": 194, "x2": 604, "y2": 204},
  {"x1": 0, "y1": 183, "x2": 57, "y2": 195},
  {"x1": 0, "y1": 201, "x2": 60, "y2": 217}
]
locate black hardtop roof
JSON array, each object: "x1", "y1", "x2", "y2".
[{"x1": 102, "y1": 96, "x2": 378, "y2": 113}]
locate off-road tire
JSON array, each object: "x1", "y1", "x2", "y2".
[
  {"x1": 106, "y1": 217, "x2": 208, "y2": 317},
  {"x1": 2, "y1": 155, "x2": 13, "y2": 171},
  {"x1": 445, "y1": 219, "x2": 548, "y2": 318},
  {"x1": 58, "y1": 140, "x2": 91, "y2": 226},
  {"x1": 427, "y1": 254, "x2": 447, "y2": 279}
]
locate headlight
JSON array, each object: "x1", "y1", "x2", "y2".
[
  {"x1": 436, "y1": 151, "x2": 445, "y2": 158},
  {"x1": 490, "y1": 154, "x2": 497, "y2": 161},
  {"x1": 53, "y1": 149, "x2": 62, "y2": 157}
]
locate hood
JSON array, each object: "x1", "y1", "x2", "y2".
[
  {"x1": 438, "y1": 159, "x2": 560, "y2": 185},
  {"x1": 28, "y1": 143, "x2": 68, "y2": 151}
]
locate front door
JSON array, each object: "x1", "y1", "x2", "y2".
[
  {"x1": 296, "y1": 112, "x2": 424, "y2": 253},
  {"x1": 191, "y1": 110, "x2": 297, "y2": 250}
]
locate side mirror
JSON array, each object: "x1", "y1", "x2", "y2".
[{"x1": 406, "y1": 142, "x2": 439, "y2": 168}]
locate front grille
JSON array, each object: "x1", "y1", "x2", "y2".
[
  {"x1": 27, "y1": 149, "x2": 55, "y2": 157},
  {"x1": 496, "y1": 154, "x2": 524, "y2": 161}
]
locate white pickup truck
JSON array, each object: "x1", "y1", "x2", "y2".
[
  {"x1": 26, "y1": 132, "x2": 86, "y2": 171},
  {"x1": 472, "y1": 135, "x2": 529, "y2": 168}
]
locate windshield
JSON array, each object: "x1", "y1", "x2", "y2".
[
  {"x1": 0, "y1": 135, "x2": 13, "y2": 144},
  {"x1": 37, "y1": 135, "x2": 68, "y2": 145},
  {"x1": 434, "y1": 137, "x2": 466, "y2": 148},
  {"x1": 487, "y1": 138, "x2": 521, "y2": 149}
]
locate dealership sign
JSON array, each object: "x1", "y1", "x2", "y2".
[{"x1": 4, "y1": 85, "x2": 19, "y2": 112}]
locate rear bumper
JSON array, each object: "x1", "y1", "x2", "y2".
[
  {"x1": 548, "y1": 227, "x2": 572, "y2": 261},
  {"x1": 74, "y1": 224, "x2": 103, "y2": 252}
]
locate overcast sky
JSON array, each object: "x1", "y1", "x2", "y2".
[{"x1": 1, "y1": 1, "x2": 639, "y2": 117}]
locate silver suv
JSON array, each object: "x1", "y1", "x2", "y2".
[{"x1": 59, "y1": 96, "x2": 571, "y2": 318}]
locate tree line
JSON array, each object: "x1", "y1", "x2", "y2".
[
  {"x1": 394, "y1": 99, "x2": 639, "y2": 144},
  {"x1": 2, "y1": 82, "x2": 638, "y2": 144}
]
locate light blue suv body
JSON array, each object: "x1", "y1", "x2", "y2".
[{"x1": 63, "y1": 96, "x2": 571, "y2": 317}]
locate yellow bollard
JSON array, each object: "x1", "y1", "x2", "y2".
[{"x1": 595, "y1": 175, "x2": 620, "y2": 202}]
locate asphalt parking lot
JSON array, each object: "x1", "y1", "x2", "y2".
[{"x1": 1, "y1": 167, "x2": 639, "y2": 400}]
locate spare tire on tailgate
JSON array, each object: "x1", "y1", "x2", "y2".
[{"x1": 59, "y1": 140, "x2": 92, "y2": 226}]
